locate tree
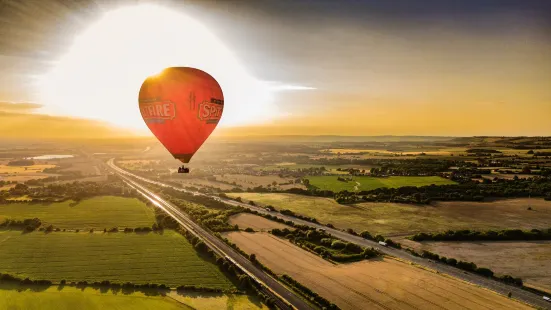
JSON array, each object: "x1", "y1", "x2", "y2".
[{"x1": 331, "y1": 240, "x2": 346, "y2": 249}]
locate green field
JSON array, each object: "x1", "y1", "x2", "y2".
[
  {"x1": 0, "y1": 230, "x2": 234, "y2": 289},
  {"x1": 0, "y1": 284, "x2": 265, "y2": 310},
  {"x1": 256, "y1": 163, "x2": 375, "y2": 172},
  {"x1": 0, "y1": 196, "x2": 155, "y2": 229},
  {"x1": 0, "y1": 283, "x2": 185, "y2": 310},
  {"x1": 306, "y1": 176, "x2": 455, "y2": 192},
  {"x1": 227, "y1": 193, "x2": 551, "y2": 236},
  {"x1": 0, "y1": 284, "x2": 267, "y2": 310}
]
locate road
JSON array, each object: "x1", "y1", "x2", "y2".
[
  {"x1": 106, "y1": 158, "x2": 550, "y2": 310},
  {"x1": 107, "y1": 161, "x2": 314, "y2": 310}
]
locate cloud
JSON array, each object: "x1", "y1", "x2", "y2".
[
  {"x1": 0, "y1": 101, "x2": 42, "y2": 112},
  {"x1": 263, "y1": 81, "x2": 317, "y2": 91}
]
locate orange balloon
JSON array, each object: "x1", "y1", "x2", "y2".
[{"x1": 138, "y1": 67, "x2": 224, "y2": 163}]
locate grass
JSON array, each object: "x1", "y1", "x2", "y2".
[
  {"x1": 0, "y1": 283, "x2": 265, "y2": 310},
  {"x1": 306, "y1": 175, "x2": 455, "y2": 192},
  {"x1": 0, "y1": 230, "x2": 234, "y2": 289},
  {"x1": 400, "y1": 239, "x2": 551, "y2": 292},
  {"x1": 255, "y1": 163, "x2": 374, "y2": 172},
  {"x1": 168, "y1": 291, "x2": 267, "y2": 309},
  {"x1": 0, "y1": 196, "x2": 155, "y2": 229},
  {"x1": 0, "y1": 283, "x2": 186, "y2": 310},
  {"x1": 227, "y1": 193, "x2": 551, "y2": 236}
]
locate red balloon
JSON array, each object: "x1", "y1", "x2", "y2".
[{"x1": 138, "y1": 67, "x2": 224, "y2": 163}]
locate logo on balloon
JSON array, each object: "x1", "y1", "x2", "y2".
[
  {"x1": 139, "y1": 100, "x2": 176, "y2": 123},
  {"x1": 198, "y1": 100, "x2": 223, "y2": 124}
]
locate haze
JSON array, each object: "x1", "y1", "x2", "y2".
[{"x1": 1, "y1": 0, "x2": 550, "y2": 139}]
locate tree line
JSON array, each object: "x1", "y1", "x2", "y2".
[
  {"x1": 411, "y1": 228, "x2": 551, "y2": 242},
  {"x1": 405, "y1": 249, "x2": 523, "y2": 287},
  {"x1": 334, "y1": 176, "x2": 551, "y2": 204}
]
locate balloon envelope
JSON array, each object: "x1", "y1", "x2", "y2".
[{"x1": 139, "y1": 67, "x2": 224, "y2": 163}]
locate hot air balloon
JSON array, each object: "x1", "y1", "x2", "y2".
[{"x1": 139, "y1": 67, "x2": 224, "y2": 173}]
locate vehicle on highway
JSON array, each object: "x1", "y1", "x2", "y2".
[
  {"x1": 544, "y1": 296, "x2": 550, "y2": 302},
  {"x1": 378, "y1": 241, "x2": 387, "y2": 247}
]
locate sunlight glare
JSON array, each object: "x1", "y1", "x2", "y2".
[{"x1": 37, "y1": 5, "x2": 282, "y2": 132}]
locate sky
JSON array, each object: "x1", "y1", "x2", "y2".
[{"x1": 0, "y1": 0, "x2": 550, "y2": 138}]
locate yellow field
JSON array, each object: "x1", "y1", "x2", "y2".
[
  {"x1": 219, "y1": 174, "x2": 305, "y2": 190},
  {"x1": 228, "y1": 213, "x2": 291, "y2": 232},
  {"x1": 0, "y1": 164, "x2": 55, "y2": 173},
  {"x1": 167, "y1": 291, "x2": 267, "y2": 309},
  {"x1": 323, "y1": 147, "x2": 468, "y2": 156},
  {"x1": 0, "y1": 283, "x2": 266, "y2": 310},
  {"x1": 228, "y1": 193, "x2": 551, "y2": 236},
  {"x1": 0, "y1": 164, "x2": 57, "y2": 182},
  {"x1": 223, "y1": 232, "x2": 532, "y2": 310},
  {"x1": 401, "y1": 239, "x2": 551, "y2": 292}
]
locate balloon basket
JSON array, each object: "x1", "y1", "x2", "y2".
[{"x1": 177, "y1": 166, "x2": 190, "y2": 174}]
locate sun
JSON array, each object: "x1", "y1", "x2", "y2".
[{"x1": 37, "y1": 5, "x2": 278, "y2": 132}]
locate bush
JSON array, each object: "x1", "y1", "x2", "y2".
[
  {"x1": 344, "y1": 242, "x2": 362, "y2": 254},
  {"x1": 476, "y1": 267, "x2": 494, "y2": 277},
  {"x1": 244, "y1": 227, "x2": 254, "y2": 232},
  {"x1": 457, "y1": 261, "x2": 477, "y2": 272},
  {"x1": 446, "y1": 258, "x2": 457, "y2": 266},
  {"x1": 360, "y1": 230, "x2": 373, "y2": 240},
  {"x1": 331, "y1": 240, "x2": 346, "y2": 250}
]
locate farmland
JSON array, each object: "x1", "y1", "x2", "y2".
[
  {"x1": 0, "y1": 283, "x2": 185, "y2": 310},
  {"x1": 0, "y1": 163, "x2": 58, "y2": 182},
  {"x1": 0, "y1": 196, "x2": 156, "y2": 229},
  {"x1": 306, "y1": 175, "x2": 456, "y2": 192},
  {"x1": 400, "y1": 239, "x2": 551, "y2": 293},
  {"x1": 0, "y1": 164, "x2": 55, "y2": 174},
  {"x1": 0, "y1": 230, "x2": 234, "y2": 289},
  {"x1": 223, "y1": 231, "x2": 531, "y2": 310},
  {"x1": 0, "y1": 283, "x2": 265, "y2": 310},
  {"x1": 217, "y1": 174, "x2": 305, "y2": 190},
  {"x1": 228, "y1": 213, "x2": 291, "y2": 232},
  {"x1": 227, "y1": 193, "x2": 551, "y2": 236},
  {"x1": 167, "y1": 291, "x2": 267, "y2": 309}
]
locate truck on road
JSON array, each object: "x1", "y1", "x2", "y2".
[{"x1": 378, "y1": 241, "x2": 387, "y2": 247}]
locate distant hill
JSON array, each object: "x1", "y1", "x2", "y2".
[{"x1": 211, "y1": 135, "x2": 457, "y2": 143}]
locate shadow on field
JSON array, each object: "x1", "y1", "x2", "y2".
[
  {"x1": 0, "y1": 282, "x2": 50, "y2": 292},
  {"x1": 245, "y1": 293, "x2": 265, "y2": 308},
  {"x1": 58, "y1": 282, "x2": 170, "y2": 296}
]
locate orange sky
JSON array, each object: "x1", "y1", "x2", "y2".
[{"x1": 1, "y1": 1, "x2": 550, "y2": 138}]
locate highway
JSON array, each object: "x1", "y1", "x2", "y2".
[
  {"x1": 109, "y1": 166, "x2": 315, "y2": 310},
  {"x1": 106, "y1": 158, "x2": 550, "y2": 310}
]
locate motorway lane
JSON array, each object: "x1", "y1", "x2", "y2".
[
  {"x1": 110, "y1": 164, "x2": 314, "y2": 310},
  {"x1": 107, "y1": 159, "x2": 550, "y2": 310}
]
